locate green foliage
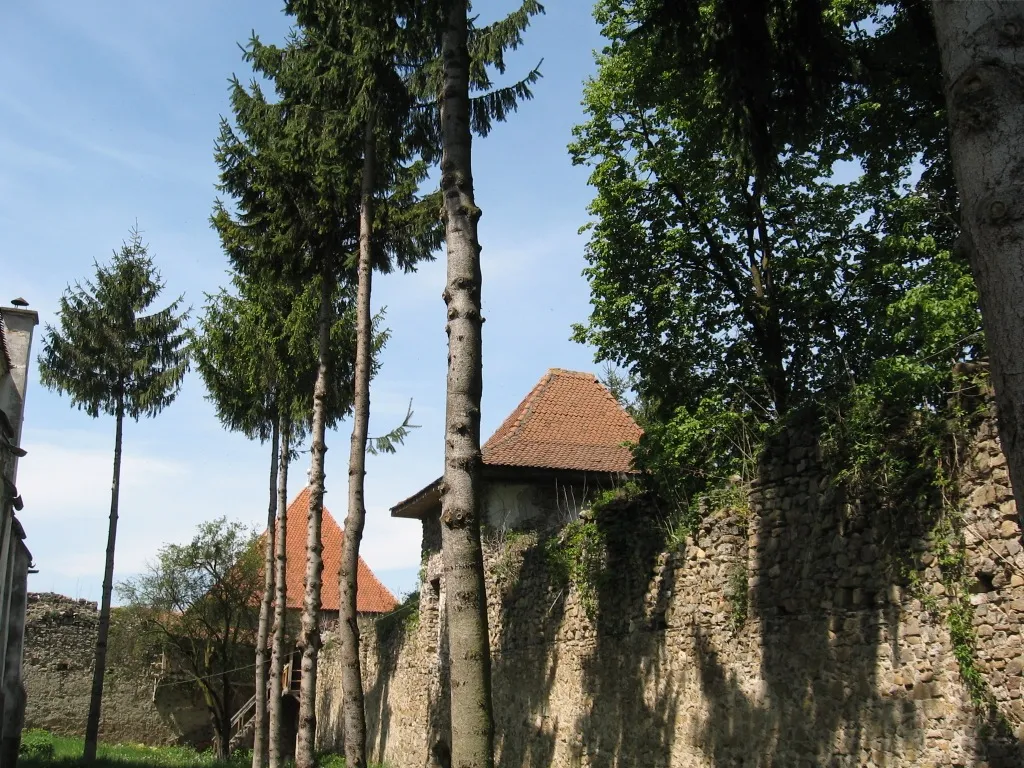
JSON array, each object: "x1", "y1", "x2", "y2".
[
  {"x1": 38, "y1": 227, "x2": 190, "y2": 421},
  {"x1": 634, "y1": 397, "x2": 767, "y2": 511},
  {"x1": 196, "y1": 276, "x2": 397, "y2": 443},
  {"x1": 314, "y1": 754, "x2": 347, "y2": 768},
  {"x1": 571, "y1": 0, "x2": 980, "y2": 524},
  {"x1": 588, "y1": 480, "x2": 645, "y2": 515},
  {"x1": 214, "y1": 0, "x2": 442, "y2": 291},
  {"x1": 16, "y1": 731, "x2": 388, "y2": 768},
  {"x1": 20, "y1": 730, "x2": 56, "y2": 761},
  {"x1": 489, "y1": 528, "x2": 538, "y2": 586},
  {"x1": 16, "y1": 730, "x2": 225, "y2": 768},
  {"x1": 375, "y1": 590, "x2": 421, "y2": 641},
  {"x1": 116, "y1": 518, "x2": 263, "y2": 750},
  {"x1": 366, "y1": 399, "x2": 420, "y2": 456},
  {"x1": 544, "y1": 519, "x2": 607, "y2": 620}
]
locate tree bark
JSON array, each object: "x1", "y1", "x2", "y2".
[
  {"x1": 218, "y1": 672, "x2": 231, "y2": 762},
  {"x1": 253, "y1": 417, "x2": 280, "y2": 768},
  {"x1": 269, "y1": 417, "x2": 291, "y2": 768},
  {"x1": 338, "y1": 113, "x2": 376, "y2": 768},
  {"x1": 83, "y1": 404, "x2": 124, "y2": 762},
  {"x1": 296, "y1": 274, "x2": 332, "y2": 768},
  {"x1": 438, "y1": 1, "x2": 495, "y2": 766},
  {"x1": 932, "y1": 0, "x2": 1024, "y2": 520}
]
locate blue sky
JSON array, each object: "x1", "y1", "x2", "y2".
[{"x1": 0, "y1": 2, "x2": 607, "y2": 603}]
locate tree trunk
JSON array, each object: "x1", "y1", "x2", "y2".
[
  {"x1": 218, "y1": 674, "x2": 231, "y2": 763},
  {"x1": 438, "y1": 1, "x2": 495, "y2": 766},
  {"x1": 83, "y1": 405, "x2": 124, "y2": 762},
  {"x1": 269, "y1": 417, "x2": 291, "y2": 768},
  {"x1": 296, "y1": 274, "x2": 332, "y2": 768},
  {"x1": 932, "y1": 0, "x2": 1024, "y2": 520},
  {"x1": 253, "y1": 417, "x2": 280, "y2": 768},
  {"x1": 338, "y1": 114, "x2": 376, "y2": 768}
]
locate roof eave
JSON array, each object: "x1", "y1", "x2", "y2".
[{"x1": 389, "y1": 465, "x2": 640, "y2": 520}]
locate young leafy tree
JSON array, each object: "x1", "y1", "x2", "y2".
[
  {"x1": 37, "y1": 229, "x2": 189, "y2": 763},
  {"x1": 117, "y1": 518, "x2": 263, "y2": 761},
  {"x1": 633, "y1": 1, "x2": 1024, "y2": 518}
]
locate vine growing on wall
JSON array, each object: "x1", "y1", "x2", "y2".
[
  {"x1": 544, "y1": 519, "x2": 607, "y2": 620},
  {"x1": 824, "y1": 363, "x2": 1017, "y2": 728}
]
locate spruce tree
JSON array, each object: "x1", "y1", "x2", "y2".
[
  {"x1": 37, "y1": 228, "x2": 189, "y2": 763},
  {"x1": 195, "y1": 277, "x2": 299, "y2": 768},
  {"x1": 216, "y1": 25, "x2": 433, "y2": 763},
  {"x1": 279, "y1": 2, "x2": 440, "y2": 763}
]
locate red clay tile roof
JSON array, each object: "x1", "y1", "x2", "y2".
[
  {"x1": 481, "y1": 369, "x2": 642, "y2": 473},
  {"x1": 269, "y1": 487, "x2": 399, "y2": 614}
]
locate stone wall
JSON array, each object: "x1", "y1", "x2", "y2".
[
  {"x1": 22, "y1": 593, "x2": 213, "y2": 747},
  {"x1": 317, "y1": 402, "x2": 1024, "y2": 767}
]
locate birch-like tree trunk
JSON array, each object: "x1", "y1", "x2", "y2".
[
  {"x1": 268, "y1": 417, "x2": 291, "y2": 768},
  {"x1": 932, "y1": 0, "x2": 1024, "y2": 519},
  {"x1": 83, "y1": 401, "x2": 124, "y2": 763},
  {"x1": 253, "y1": 416, "x2": 280, "y2": 768},
  {"x1": 438, "y1": 1, "x2": 495, "y2": 765},
  {"x1": 338, "y1": 114, "x2": 376, "y2": 768},
  {"x1": 296, "y1": 275, "x2": 331, "y2": 768}
]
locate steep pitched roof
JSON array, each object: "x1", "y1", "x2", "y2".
[
  {"x1": 274, "y1": 487, "x2": 399, "y2": 614},
  {"x1": 391, "y1": 369, "x2": 642, "y2": 518},
  {"x1": 482, "y1": 369, "x2": 642, "y2": 472}
]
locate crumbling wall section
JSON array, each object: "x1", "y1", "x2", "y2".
[{"x1": 22, "y1": 593, "x2": 212, "y2": 747}]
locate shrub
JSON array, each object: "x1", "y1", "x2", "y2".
[{"x1": 19, "y1": 729, "x2": 55, "y2": 761}]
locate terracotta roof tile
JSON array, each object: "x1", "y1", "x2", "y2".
[
  {"x1": 481, "y1": 369, "x2": 642, "y2": 473},
  {"x1": 391, "y1": 369, "x2": 643, "y2": 518},
  {"x1": 269, "y1": 487, "x2": 399, "y2": 614}
]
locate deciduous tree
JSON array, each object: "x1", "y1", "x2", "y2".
[{"x1": 117, "y1": 518, "x2": 263, "y2": 761}]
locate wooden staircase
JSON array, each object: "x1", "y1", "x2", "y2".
[{"x1": 228, "y1": 656, "x2": 302, "y2": 755}]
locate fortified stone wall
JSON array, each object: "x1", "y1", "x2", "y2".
[
  {"x1": 22, "y1": 593, "x2": 212, "y2": 747},
  {"x1": 319, "y1": 402, "x2": 1024, "y2": 767}
]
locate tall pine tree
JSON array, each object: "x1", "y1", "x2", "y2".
[{"x1": 37, "y1": 229, "x2": 189, "y2": 763}]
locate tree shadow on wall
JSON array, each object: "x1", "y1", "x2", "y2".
[
  {"x1": 573, "y1": 496, "x2": 680, "y2": 768},
  {"x1": 691, "y1": 426, "x2": 1023, "y2": 767},
  {"x1": 491, "y1": 529, "x2": 569, "y2": 768},
  {"x1": 362, "y1": 608, "x2": 411, "y2": 763},
  {"x1": 693, "y1": 427, "x2": 920, "y2": 766}
]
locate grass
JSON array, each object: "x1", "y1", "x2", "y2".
[{"x1": 17, "y1": 730, "x2": 371, "y2": 768}]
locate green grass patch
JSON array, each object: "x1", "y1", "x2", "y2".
[{"x1": 17, "y1": 730, "x2": 379, "y2": 768}]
